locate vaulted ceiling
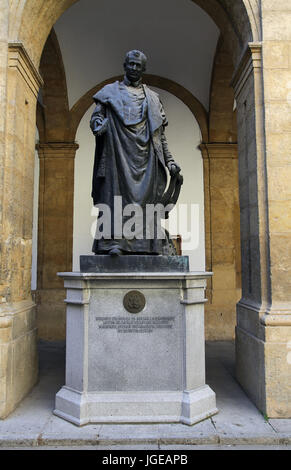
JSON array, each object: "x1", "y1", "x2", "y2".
[{"x1": 53, "y1": 0, "x2": 220, "y2": 110}]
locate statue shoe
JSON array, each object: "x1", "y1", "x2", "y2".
[{"x1": 109, "y1": 247, "x2": 122, "y2": 256}]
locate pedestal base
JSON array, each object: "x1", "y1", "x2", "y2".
[
  {"x1": 55, "y1": 270, "x2": 217, "y2": 426},
  {"x1": 54, "y1": 386, "x2": 217, "y2": 426}
]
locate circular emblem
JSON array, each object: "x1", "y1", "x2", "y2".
[{"x1": 123, "y1": 290, "x2": 146, "y2": 314}]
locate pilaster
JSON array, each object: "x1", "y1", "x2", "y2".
[
  {"x1": 232, "y1": 42, "x2": 291, "y2": 417},
  {"x1": 36, "y1": 142, "x2": 79, "y2": 340},
  {"x1": 200, "y1": 143, "x2": 241, "y2": 340},
  {"x1": 0, "y1": 42, "x2": 42, "y2": 418}
]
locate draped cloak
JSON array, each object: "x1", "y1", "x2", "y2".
[{"x1": 90, "y1": 80, "x2": 173, "y2": 254}]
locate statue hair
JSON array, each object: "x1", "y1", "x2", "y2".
[{"x1": 124, "y1": 50, "x2": 147, "y2": 68}]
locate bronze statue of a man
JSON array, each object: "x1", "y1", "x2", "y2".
[{"x1": 90, "y1": 50, "x2": 182, "y2": 256}]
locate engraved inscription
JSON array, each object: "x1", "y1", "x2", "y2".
[
  {"x1": 95, "y1": 316, "x2": 175, "y2": 333},
  {"x1": 123, "y1": 290, "x2": 146, "y2": 313}
]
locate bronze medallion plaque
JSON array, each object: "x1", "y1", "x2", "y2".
[{"x1": 123, "y1": 290, "x2": 146, "y2": 314}]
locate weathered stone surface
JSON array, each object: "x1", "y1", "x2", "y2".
[
  {"x1": 236, "y1": 324, "x2": 291, "y2": 418},
  {"x1": 0, "y1": 301, "x2": 38, "y2": 419},
  {"x1": 54, "y1": 272, "x2": 217, "y2": 425},
  {"x1": 35, "y1": 289, "x2": 66, "y2": 341}
]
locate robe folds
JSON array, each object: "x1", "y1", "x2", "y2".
[{"x1": 90, "y1": 80, "x2": 175, "y2": 254}]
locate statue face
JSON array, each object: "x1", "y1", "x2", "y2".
[{"x1": 124, "y1": 55, "x2": 145, "y2": 82}]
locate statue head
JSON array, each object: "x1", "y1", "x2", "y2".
[{"x1": 124, "y1": 50, "x2": 147, "y2": 83}]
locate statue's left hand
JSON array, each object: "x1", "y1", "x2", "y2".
[{"x1": 168, "y1": 162, "x2": 181, "y2": 176}]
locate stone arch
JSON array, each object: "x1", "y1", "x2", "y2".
[
  {"x1": 200, "y1": 34, "x2": 242, "y2": 340},
  {"x1": 35, "y1": 27, "x2": 210, "y2": 340},
  {"x1": 36, "y1": 28, "x2": 209, "y2": 144},
  {"x1": 11, "y1": 0, "x2": 257, "y2": 67},
  {"x1": 38, "y1": 29, "x2": 70, "y2": 141},
  {"x1": 209, "y1": 36, "x2": 237, "y2": 143},
  {"x1": 33, "y1": 2, "x2": 244, "y2": 342}
]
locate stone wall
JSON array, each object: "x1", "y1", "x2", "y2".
[
  {"x1": 234, "y1": 32, "x2": 291, "y2": 416},
  {"x1": 0, "y1": 42, "x2": 42, "y2": 418}
]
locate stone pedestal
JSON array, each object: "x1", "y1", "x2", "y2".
[{"x1": 54, "y1": 266, "x2": 217, "y2": 426}]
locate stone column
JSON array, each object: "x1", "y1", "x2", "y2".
[
  {"x1": 0, "y1": 42, "x2": 43, "y2": 418},
  {"x1": 200, "y1": 143, "x2": 241, "y2": 340},
  {"x1": 232, "y1": 41, "x2": 291, "y2": 417},
  {"x1": 36, "y1": 142, "x2": 79, "y2": 340}
]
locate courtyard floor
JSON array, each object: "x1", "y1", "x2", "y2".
[{"x1": 0, "y1": 341, "x2": 290, "y2": 450}]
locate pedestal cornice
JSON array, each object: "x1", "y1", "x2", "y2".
[{"x1": 58, "y1": 271, "x2": 213, "y2": 281}]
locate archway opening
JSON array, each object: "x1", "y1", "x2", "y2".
[{"x1": 34, "y1": 0, "x2": 242, "y2": 342}]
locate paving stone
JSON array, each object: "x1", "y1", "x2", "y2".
[
  {"x1": 0, "y1": 445, "x2": 160, "y2": 450},
  {"x1": 156, "y1": 421, "x2": 218, "y2": 444},
  {"x1": 159, "y1": 444, "x2": 291, "y2": 450},
  {"x1": 269, "y1": 419, "x2": 291, "y2": 434},
  {"x1": 0, "y1": 398, "x2": 52, "y2": 446},
  {"x1": 97, "y1": 424, "x2": 160, "y2": 445},
  {"x1": 0, "y1": 341, "x2": 290, "y2": 447},
  {"x1": 204, "y1": 345, "x2": 278, "y2": 444},
  {"x1": 39, "y1": 415, "x2": 102, "y2": 445},
  {"x1": 1, "y1": 444, "x2": 291, "y2": 450}
]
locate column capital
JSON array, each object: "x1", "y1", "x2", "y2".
[
  {"x1": 8, "y1": 41, "x2": 43, "y2": 97},
  {"x1": 199, "y1": 143, "x2": 238, "y2": 159},
  {"x1": 36, "y1": 142, "x2": 79, "y2": 158},
  {"x1": 231, "y1": 42, "x2": 262, "y2": 99}
]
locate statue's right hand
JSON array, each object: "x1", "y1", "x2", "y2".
[{"x1": 93, "y1": 118, "x2": 108, "y2": 136}]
